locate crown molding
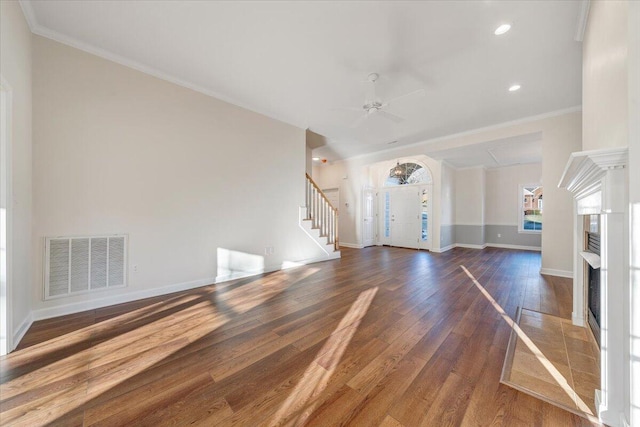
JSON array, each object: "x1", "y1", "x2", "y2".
[{"x1": 558, "y1": 146, "x2": 628, "y2": 200}]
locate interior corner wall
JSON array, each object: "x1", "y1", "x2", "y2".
[
  {"x1": 582, "y1": 0, "x2": 629, "y2": 151},
  {"x1": 454, "y1": 167, "x2": 485, "y2": 247},
  {"x1": 629, "y1": 1, "x2": 640, "y2": 425},
  {"x1": 439, "y1": 163, "x2": 455, "y2": 249},
  {"x1": 305, "y1": 144, "x2": 312, "y2": 176},
  {"x1": 1, "y1": 0, "x2": 33, "y2": 347},
  {"x1": 484, "y1": 163, "x2": 542, "y2": 248},
  {"x1": 31, "y1": 35, "x2": 326, "y2": 318},
  {"x1": 540, "y1": 113, "x2": 582, "y2": 275}
]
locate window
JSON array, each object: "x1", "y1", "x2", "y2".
[
  {"x1": 384, "y1": 192, "x2": 390, "y2": 238},
  {"x1": 520, "y1": 185, "x2": 543, "y2": 232},
  {"x1": 421, "y1": 189, "x2": 428, "y2": 241}
]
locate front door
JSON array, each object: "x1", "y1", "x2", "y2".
[
  {"x1": 390, "y1": 186, "x2": 420, "y2": 249},
  {"x1": 362, "y1": 187, "x2": 375, "y2": 247}
]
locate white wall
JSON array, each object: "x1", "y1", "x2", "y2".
[
  {"x1": 1, "y1": 0, "x2": 33, "y2": 347},
  {"x1": 583, "y1": 0, "x2": 629, "y2": 151},
  {"x1": 485, "y1": 164, "x2": 542, "y2": 226},
  {"x1": 31, "y1": 36, "x2": 325, "y2": 318}
]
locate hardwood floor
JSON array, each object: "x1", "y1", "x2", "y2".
[{"x1": 0, "y1": 247, "x2": 599, "y2": 426}]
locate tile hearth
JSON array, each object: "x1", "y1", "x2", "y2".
[{"x1": 502, "y1": 309, "x2": 600, "y2": 421}]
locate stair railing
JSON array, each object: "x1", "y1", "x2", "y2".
[{"x1": 305, "y1": 173, "x2": 339, "y2": 251}]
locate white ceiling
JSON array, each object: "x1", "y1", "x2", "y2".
[{"x1": 21, "y1": 1, "x2": 583, "y2": 165}]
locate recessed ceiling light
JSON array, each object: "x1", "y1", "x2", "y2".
[
  {"x1": 494, "y1": 24, "x2": 511, "y2": 35},
  {"x1": 509, "y1": 84, "x2": 521, "y2": 92},
  {"x1": 312, "y1": 157, "x2": 321, "y2": 161}
]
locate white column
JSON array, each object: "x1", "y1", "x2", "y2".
[
  {"x1": 573, "y1": 200, "x2": 585, "y2": 327},
  {"x1": 598, "y1": 211, "x2": 627, "y2": 426}
]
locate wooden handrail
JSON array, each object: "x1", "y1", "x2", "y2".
[{"x1": 305, "y1": 173, "x2": 338, "y2": 213}]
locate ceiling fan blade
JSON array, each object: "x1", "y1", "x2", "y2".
[
  {"x1": 349, "y1": 114, "x2": 369, "y2": 128},
  {"x1": 377, "y1": 110, "x2": 404, "y2": 124},
  {"x1": 383, "y1": 88, "x2": 426, "y2": 107}
]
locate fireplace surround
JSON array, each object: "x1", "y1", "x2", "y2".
[{"x1": 559, "y1": 147, "x2": 628, "y2": 426}]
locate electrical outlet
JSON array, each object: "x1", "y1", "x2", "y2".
[
  {"x1": 264, "y1": 247, "x2": 274, "y2": 256},
  {"x1": 133, "y1": 265, "x2": 138, "y2": 273}
]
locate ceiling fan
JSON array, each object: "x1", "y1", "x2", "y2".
[{"x1": 339, "y1": 73, "x2": 426, "y2": 128}]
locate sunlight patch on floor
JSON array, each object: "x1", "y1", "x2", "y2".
[
  {"x1": 270, "y1": 287, "x2": 378, "y2": 426},
  {"x1": 0, "y1": 265, "x2": 320, "y2": 425}
]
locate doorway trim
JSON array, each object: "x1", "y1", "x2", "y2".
[{"x1": 1, "y1": 76, "x2": 14, "y2": 355}]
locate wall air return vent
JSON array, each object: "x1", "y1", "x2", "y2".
[{"x1": 44, "y1": 235, "x2": 127, "y2": 300}]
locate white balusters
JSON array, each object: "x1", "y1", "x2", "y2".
[{"x1": 305, "y1": 174, "x2": 339, "y2": 250}]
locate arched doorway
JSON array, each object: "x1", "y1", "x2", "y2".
[{"x1": 378, "y1": 161, "x2": 432, "y2": 250}]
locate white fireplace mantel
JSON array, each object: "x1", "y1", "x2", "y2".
[{"x1": 558, "y1": 146, "x2": 628, "y2": 427}]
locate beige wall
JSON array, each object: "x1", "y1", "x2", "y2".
[
  {"x1": 485, "y1": 164, "x2": 542, "y2": 226},
  {"x1": 1, "y1": 0, "x2": 33, "y2": 344},
  {"x1": 440, "y1": 163, "x2": 455, "y2": 227},
  {"x1": 32, "y1": 36, "x2": 324, "y2": 316},
  {"x1": 583, "y1": 0, "x2": 629, "y2": 151},
  {"x1": 455, "y1": 167, "x2": 484, "y2": 226},
  {"x1": 540, "y1": 113, "x2": 582, "y2": 274}
]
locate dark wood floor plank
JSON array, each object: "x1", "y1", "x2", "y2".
[{"x1": 0, "y1": 246, "x2": 596, "y2": 426}]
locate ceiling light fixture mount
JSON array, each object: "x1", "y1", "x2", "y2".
[{"x1": 494, "y1": 24, "x2": 511, "y2": 35}]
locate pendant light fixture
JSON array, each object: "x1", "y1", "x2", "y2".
[{"x1": 393, "y1": 161, "x2": 404, "y2": 177}]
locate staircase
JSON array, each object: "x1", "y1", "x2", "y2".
[{"x1": 301, "y1": 173, "x2": 340, "y2": 260}]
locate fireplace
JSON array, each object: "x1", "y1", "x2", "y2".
[
  {"x1": 558, "y1": 147, "x2": 627, "y2": 426},
  {"x1": 587, "y1": 263, "x2": 600, "y2": 344},
  {"x1": 585, "y1": 218, "x2": 601, "y2": 346}
]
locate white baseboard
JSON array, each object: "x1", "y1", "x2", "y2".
[
  {"x1": 13, "y1": 312, "x2": 33, "y2": 350},
  {"x1": 339, "y1": 242, "x2": 364, "y2": 249},
  {"x1": 539, "y1": 268, "x2": 573, "y2": 278},
  {"x1": 455, "y1": 243, "x2": 487, "y2": 250},
  {"x1": 32, "y1": 276, "x2": 217, "y2": 321},
  {"x1": 30, "y1": 254, "x2": 342, "y2": 323},
  {"x1": 486, "y1": 243, "x2": 541, "y2": 252},
  {"x1": 432, "y1": 244, "x2": 455, "y2": 253}
]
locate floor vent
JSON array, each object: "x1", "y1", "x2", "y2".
[{"x1": 44, "y1": 235, "x2": 127, "y2": 299}]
